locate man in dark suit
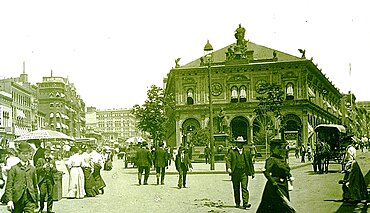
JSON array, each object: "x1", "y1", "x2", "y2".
[
  {"x1": 5, "y1": 141, "x2": 38, "y2": 213},
  {"x1": 135, "y1": 142, "x2": 152, "y2": 185},
  {"x1": 175, "y1": 145, "x2": 192, "y2": 189},
  {"x1": 36, "y1": 146, "x2": 58, "y2": 213},
  {"x1": 226, "y1": 136, "x2": 255, "y2": 209},
  {"x1": 153, "y1": 142, "x2": 169, "y2": 185}
]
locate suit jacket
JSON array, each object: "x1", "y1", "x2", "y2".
[
  {"x1": 226, "y1": 147, "x2": 255, "y2": 176},
  {"x1": 154, "y1": 147, "x2": 169, "y2": 168},
  {"x1": 4, "y1": 162, "x2": 38, "y2": 203},
  {"x1": 36, "y1": 156, "x2": 58, "y2": 185},
  {"x1": 175, "y1": 151, "x2": 192, "y2": 172},
  {"x1": 135, "y1": 147, "x2": 152, "y2": 167}
]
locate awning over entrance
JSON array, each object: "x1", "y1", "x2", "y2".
[{"x1": 14, "y1": 126, "x2": 30, "y2": 136}]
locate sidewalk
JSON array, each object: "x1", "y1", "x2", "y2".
[{"x1": 122, "y1": 152, "x2": 312, "y2": 175}]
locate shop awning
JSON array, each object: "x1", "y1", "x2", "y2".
[{"x1": 16, "y1": 109, "x2": 26, "y2": 119}]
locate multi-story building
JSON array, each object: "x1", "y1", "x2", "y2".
[
  {"x1": 0, "y1": 90, "x2": 13, "y2": 145},
  {"x1": 0, "y1": 70, "x2": 38, "y2": 140},
  {"x1": 164, "y1": 25, "x2": 344, "y2": 148},
  {"x1": 86, "y1": 107, "x2": 139, "y2": 143},
  {"x1": 37, "y1": 72, "x2": 86, "y2": 138}
]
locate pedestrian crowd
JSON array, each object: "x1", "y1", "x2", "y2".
[
  {"x1": 130, "y1": 136, "x2": 296, "y2": 212},
  {"x1": 0, "y1": 140, "x2": 109, "y2": 213}
]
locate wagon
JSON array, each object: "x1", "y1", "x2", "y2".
[
  {"x1": 314, "y1": 124, "x2": 347, "y2": 173},
  {"x1": 124, "y1": 147, "x2": 138, "y2": 168}
]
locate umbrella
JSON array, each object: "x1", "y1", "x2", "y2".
[
  {"x1": 125, "y1": 136, "x2": 145, "y2": 144},
  {"x1": 14, "y1": 129, "x2": 74, "y2": 142}
]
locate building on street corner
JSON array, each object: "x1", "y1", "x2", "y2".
[{"x1": 163, "y1": 24, "x2": 357, "y2": 151}]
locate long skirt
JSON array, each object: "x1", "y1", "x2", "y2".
[
  {"x1": 82, "y1": 167, "x2": 97, "y2": 197},
  {"x1": 342, "y1": 161, "x2": 368, "y2": 201},
  {"x1": 92, "y1": 164, "x2": 106, "y2": 191},
  {"x1": 66, "y1": 167, "x2": 85, "y2": 199},
  {"x1": 257, "y1": 180, "x2": 295, "y2": 213}
]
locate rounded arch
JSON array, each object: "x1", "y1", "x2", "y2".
[
  {"x1": 182, "y1": 118, "x2": 201, "y2": 146},
  {"x1": 182, "y1": 118, "x2": 201, "y2": 134},
  {"x1": 230, "y1": 116, "x2": 249, "y2": 141},
  {"x1": 282, "y1": 114, "x2": 302, "y2": 131}
]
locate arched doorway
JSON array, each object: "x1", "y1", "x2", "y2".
[
  {"x1": 182, "y1": 118, "x2": 201, "y2": 146},
  {"x1": 230, "y1": 116, "x2": 249, "y2": 141},
  {"x1": 282, "y1": 114, "x2": 302, "y2": 148}
]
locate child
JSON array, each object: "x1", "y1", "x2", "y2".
[
  {"x1": 4, "y1": 141, "x2": 38, "y2": 213},
  {"x1": 36, "y1": 146, "x2": 58, "y2": 213}
]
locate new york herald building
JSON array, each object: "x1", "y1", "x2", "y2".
[{"x1": 164, "y1": 25, "x2": 342, "y2": 148}]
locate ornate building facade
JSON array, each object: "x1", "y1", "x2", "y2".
[
  {"x1": 164, "y1": 25, "x2": 343, "y2": 148},
  {"x1": 37, "y1": 72, "x2": 86, "y2": 138}
]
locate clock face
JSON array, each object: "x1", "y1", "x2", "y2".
[
  {"x1": 255, "y1": 80, "x2": 267, "y2": 94},
  {"x1": 211, "y1": 82, "x2": 223, "y2": 96}
]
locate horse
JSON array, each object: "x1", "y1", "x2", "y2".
[{"x1": 315, "y1": 141, "x2": 331, "y2": 174}]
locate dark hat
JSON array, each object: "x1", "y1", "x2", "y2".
[
  {"x1": 17, "y1": 141, "x2": 32, "y2": 153},
  {"x1": 234, "y1": 136, "x2": 246, "y2": 143}
]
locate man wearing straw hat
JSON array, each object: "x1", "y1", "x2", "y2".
[{"x1": 226, "y1": 136, "x2": 255, "y2": 209}]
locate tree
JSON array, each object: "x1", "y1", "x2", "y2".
[
  {"x1": 254, "y1": 82, "x2": 285, "y2": 156},
  {"x1": 132, "y1": 85, "x2": 170, "y2": 147},
  {"x1": 190, "y1": 127, "x2": 210, "y2": 146}
]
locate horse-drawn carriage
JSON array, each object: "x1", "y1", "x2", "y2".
[{"x1": 313, "y1": 124, "x2": 348, "y2": 173}]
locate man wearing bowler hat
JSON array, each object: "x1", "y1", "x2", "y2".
[
  {"x1": 5, "y1": 141, "x2": 38, "y2": 213},
  {"x1": 226, "y1": 136, "x2": 255, "y2": 209}
]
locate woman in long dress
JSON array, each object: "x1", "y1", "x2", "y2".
[
  {"x1": 65, "y1": 146, "x2": 85, "y2": 199},
  {"x1": 339, "y1": 138, "x2": 368, "y2": 202},
  {"x1": 257, "y1": 139, "x2": 296, "y2": 213}
]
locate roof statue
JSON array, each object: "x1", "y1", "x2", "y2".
[
  {"x1": 225, "y1": 24, "x2": 249, "y2": 61},
  {"x1": 298, "y1": 49, "x2": 306, "y2": 59},
  {"x1": 175, "y1": 58, "x2": 181, "y2": 68},
  {"x1": 234, "y1": 24, "x2": 246, "y2": 46}
]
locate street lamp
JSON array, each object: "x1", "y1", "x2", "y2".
[{"x1": 204, "y1": 40, "x2": 215, "y2": 170}]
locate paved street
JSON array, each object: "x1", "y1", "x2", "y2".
[{"x1": 1, "y1": 151, "x2": 369, "y2": 213}]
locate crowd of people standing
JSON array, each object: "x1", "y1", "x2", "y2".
[{"x1": 0, "y1": 140, "x2": 109, "y2": 213}]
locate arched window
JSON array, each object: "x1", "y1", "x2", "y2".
[
  {"x1": 286, "y1": 83, "x2": 294, "y2": 100},
  {"x1": 187, "y1": 88, "x2": 194, "y2": 105},
  {"x1": 231, "y1": 86, "x2": 238, "y2": 103},
  {"x1": 239, "y1": 85, "x2": 247, "y2": 102}
]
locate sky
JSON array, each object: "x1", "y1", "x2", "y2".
[{"x1": 0, "y1": 1, "x2": 369, "y2": 109}]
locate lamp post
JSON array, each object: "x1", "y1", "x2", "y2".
[{"x1": 204, "y1": 40, "x2": 215, "y2": 170}]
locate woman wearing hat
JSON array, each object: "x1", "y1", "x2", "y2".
[
  {"x1": 339, "y1": 137, "x2": 368, "y2": 203},
  {"x1": 256, "y1": 139, "x2": 295, "y2": 213}
]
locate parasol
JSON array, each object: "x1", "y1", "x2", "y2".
[{"x1": 14, "y1": 129, "x2": 74, "y2": 142}]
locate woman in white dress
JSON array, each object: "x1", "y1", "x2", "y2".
[{"x1": 65, "y1": 146, "x2": 85, "y2": 199}]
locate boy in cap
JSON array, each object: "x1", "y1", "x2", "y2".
[
  {"x1": 5, "y1": 141, "x2": 38, "y2": 213},
  {"x1": 36, "y1": 146, "x2": 58, "y2": 213},
  {"x1": 226, "y1": 136, "x2": 255, "y2": 209}
]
